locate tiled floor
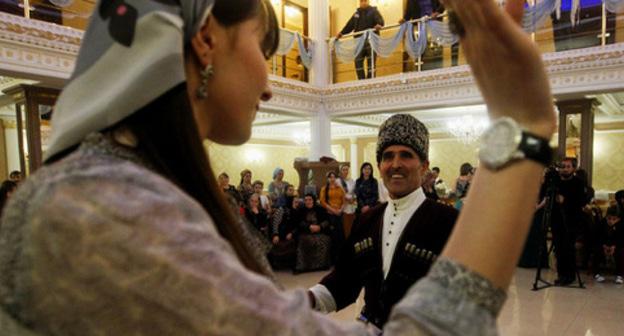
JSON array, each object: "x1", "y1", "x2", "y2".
[{"x1": 276, "y1": 267, "x2": 624, "y2": 335}]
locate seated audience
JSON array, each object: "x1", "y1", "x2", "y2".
[
  {"x1": 355, "y1": 162, "x2": 379, "y2": 214},
  {"x1": 295, "y1": 194, "x2": 332, "y2": 273},
  {"x1": 269, "y1": 184, "x2": 298, "y2": 270},
  {"x1": 593, "y1": 206, "x2": 624, "y2": 284}
]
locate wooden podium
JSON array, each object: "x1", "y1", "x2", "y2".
[{"x1": 293, "y1": 157, "x2": 348, "y2": 197}]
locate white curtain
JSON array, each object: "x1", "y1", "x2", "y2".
[
  {"x1": 523, "y1": 0, "x2": 559, "y2": 32},
  {"x1": 332, "y1": 31, "x2": 370, "y2": 63},
  {"x1": 369, "y1": 24, "x2": 408, "y2": 58},
  {"x1": 427, "y1": 20, "x2": 459, "y2": 46},
  {"x1": 605, "y1": 0, "x2": 624, "y2": 12},
  {"x1": 276, "y1": 30, "x2": 296, "y2": 56},
  {"x1": 296, "y1": 33, "x2": 314, "y2": 69},
  {"x1": 404, "y1": 21, "x2": 428, "y2": 59}
]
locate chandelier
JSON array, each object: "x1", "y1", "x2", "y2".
[
  {"x1": 445, "y1": 116, "x2": 489, "y2": 145},
  {"x1": 292, "y1": 130, "x2": 311, "y2": 146}
]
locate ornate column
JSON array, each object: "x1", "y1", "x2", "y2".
[
  {"x1": 308, "y1": 0, "x2": 330, "y2": 86},
  {"x1": 308, "y1": 0, "x2": 332, "y2": 160},
  {"x1": 350, "y1": 137, "x2": 358, "y2": 178},
  {"x1": 310, "y1": 106, "x2": 332, "y2": 160},
  {"x1": 556, "y1": 98, "x2": 598, "y2": 185}
]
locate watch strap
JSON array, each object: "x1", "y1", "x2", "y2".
[{"x1": 519, "y1": 131, "x2": 552, "y2": 167}]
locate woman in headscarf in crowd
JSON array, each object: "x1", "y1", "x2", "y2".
[
  {"x1": 355, "y1": 162, "x2": 379, "y2": 214},
  {"x1": 269, "y1": 184, "x2": 298, "y2": 270},
  {"x1": 0, "y1": 0, "x2": 560, "y2": 334},
  {"x1": 337, "y1": 163, "x2": 356, "y2": 238},
  {"x1": 244, "y1": 193, "x2": 270, "y2": 238},
  {"x1": 268, "y1": 167, "x2": 289, "y2": 206},
  {"x1": 237, "y1": 168, "x2": 254, "y2": 203},
  {"x1": 294, "y1": 194, "x2": 332, "y2": 273}
]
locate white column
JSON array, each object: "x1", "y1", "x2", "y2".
[
  {"x1": 308, "y1": 0, "x2": 332, "y2": 160},
  {"x1": 350, "y1": 137, "x2": 358, "y2": 178},
  {"x1": 308, "y1": 0, "x2": 330, "y2": 87},
  {"x1": 309, "y1": 106, "x2": 332, "y2": 160}
]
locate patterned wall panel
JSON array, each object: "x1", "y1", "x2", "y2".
[{"x1": 593, "y1": 131, "x2": 624, "y2": 192}]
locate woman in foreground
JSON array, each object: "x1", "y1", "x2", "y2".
[{"x1": 0, "y1": 0, "x2": 555, "y2": 335}]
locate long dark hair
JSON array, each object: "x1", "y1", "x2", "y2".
[
  {"x1": 322, "y1": 171, "x2": 337, "y2": 205},
  {"x1": 356, "y1": 162, "x2": 374, "y2": 184},
  {"x1": 123, "y1": 1, "x2": 278, "y2": 277}
]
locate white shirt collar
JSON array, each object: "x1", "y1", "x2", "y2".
[
  {"x1": 389, "y1": 187, "x2": 426, "y2": 212},
  {"x1": 382, "y1": 187, "x2": 426, "y2": 278}
]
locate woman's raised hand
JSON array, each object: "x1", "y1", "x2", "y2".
[{"x1": 444, "y1": 0, "x2": 556, "y2": 138}]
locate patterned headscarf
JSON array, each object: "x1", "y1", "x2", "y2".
[
  {"x1": 376, "y1": 114, "x2": 429, "y2": 163},
  {"x1": 45, "y1": 0, "x2": 215, "y2": 160},
  {"x1": 273, "y1": 167, "x2": 284, "y2": 180}
]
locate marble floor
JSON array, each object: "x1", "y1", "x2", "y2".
[{"x1": 276, "y1": 267, "x2": 624, "y2": 335}]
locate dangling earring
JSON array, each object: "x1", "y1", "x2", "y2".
[{"x1": 196, "y1": 63, "x2": 214, "y2": 99}]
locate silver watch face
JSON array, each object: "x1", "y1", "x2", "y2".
[{"x1": 479, "y1": 118, "x2": 522, "y2": 168}]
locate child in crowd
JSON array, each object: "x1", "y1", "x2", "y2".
[{"x1": 593, "y1": 206, "x2": 624, "y2": 284}]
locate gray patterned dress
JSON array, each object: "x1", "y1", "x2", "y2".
[{"x1": 0, "y1": 133, "x2": 506, "y2": 335}]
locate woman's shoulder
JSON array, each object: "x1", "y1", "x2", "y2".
[{"x1": 6, "y1": 151, "x2": 210, "y2": 233}]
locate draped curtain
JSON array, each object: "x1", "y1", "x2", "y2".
[{"x1": 276, "y1": 29, "x2": 314, "y2": 69}]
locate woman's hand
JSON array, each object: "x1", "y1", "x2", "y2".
[
  {"x1": 286, "y1": 233, "x2": 293, "y2": 240},
  {"x1": 443, "y1": 0, "x2": 556, "y2": 138},
  {"x1": 272, "y1": 236, "x2": 280, "y2": 245},
  {"x1": 310, "y1": 225, "x2": 321, "y2": 233}
]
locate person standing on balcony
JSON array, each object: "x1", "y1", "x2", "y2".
[{"x1": 336, "y1": 0, "x2": 384, "y2": 80}]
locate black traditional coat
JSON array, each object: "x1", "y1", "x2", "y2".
[{"x1": 320, "y1": 199, "x2": 458, "y2": 327}]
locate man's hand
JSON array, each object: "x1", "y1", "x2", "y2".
[
  {"x1": 374, "y1": 24, "x2": 383, "y2": 31},
  {"x1": 335, "y1": 32, "x2": 343, "y2": 39},
  {"x1": 361, "y1": 205, "x2": 370, "y2": 213},
  {"x1": 399, "y1": 18, "x2": 406, "y2": 24},
  {"x1": 431, "y1": 12, "x2": 439, "y2": 19},
  {"x1": 556, "y1": 195, "x2": 564, "y2": 204},
  {"x1": 442, "y1": 0, "x2": 556, "y2": 139},
  {"x1": 310, "y1": 224, "x2": 321, "y2": 233},
  {"x1": 286, "y1": 233, "x2": 293, "y2": 240},
  {"x1": 272, "y1": 236, "x2": 280, "y2": 245}
]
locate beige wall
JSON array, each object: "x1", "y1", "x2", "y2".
[{"x1": 206, "y1": 140, "x2": 348, "y2": 192}]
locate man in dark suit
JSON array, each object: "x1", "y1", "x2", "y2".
[
  {"x1": 308, "y1": 114, "x2": 458, "y2": 329},
  {"x1": 336, "y1": 0, "x2": 384, "y2": 80}
]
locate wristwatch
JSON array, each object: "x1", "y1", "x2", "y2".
[{"x1": 478, "y1": 117, "x2": 552, "y2": 170}]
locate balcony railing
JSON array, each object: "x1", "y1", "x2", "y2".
[
  {"x1": 330, "y1": 1, "x2": 624, "y2": 84},
  {"x1": 1, "y1": 0, "x2": 623, "y2": 85}
]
